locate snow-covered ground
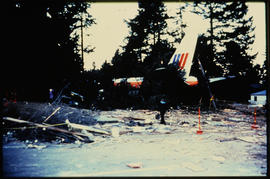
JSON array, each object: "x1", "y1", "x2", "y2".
[{"x1": 2, "y1": 103, "x2": 267, "y2": 176}]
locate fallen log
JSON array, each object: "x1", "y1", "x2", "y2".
[{"x1": 3, "y1": 117, "x2": 92, "y2": 142}]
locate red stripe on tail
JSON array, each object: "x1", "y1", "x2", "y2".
[
  {"x1": 181, "y1": 53, "x2": 189, "y2": 70},
  {"x1": 178, "y1": 54, "x2": 184, "y2": 67}
]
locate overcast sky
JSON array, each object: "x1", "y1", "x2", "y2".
[{"x1": 83, "y1": 2, "x2": 266, "y2": 70}]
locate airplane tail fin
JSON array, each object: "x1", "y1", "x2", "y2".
[{"x1": 168, "y1": 30, "x2": 200, "y2": 79}]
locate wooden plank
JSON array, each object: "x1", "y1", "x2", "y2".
[
  {"x1": 122, "y1": 117, "x2": 146, "y2": 121},
  {"x1": 66, "y1": 120, "x2": 111, "y2": 135},
  {"x1": 3, "y1": 117, "x2": 29, "y2": 124},
  {"x1": 43, "y1": 107, "x2": 61, "y2": 123}
]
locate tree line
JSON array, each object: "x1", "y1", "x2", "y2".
[
  {"x1": 2, "y1": 0, "x2": 266, "y2": 109},
  {"x1": 87, "y1": 0, "x2": 266, "y2": 109}
]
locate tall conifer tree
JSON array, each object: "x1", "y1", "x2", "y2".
[
  {"x1": 118, "y1": 0, "x2": 175, "y2": 75},
  {"x1": 4, "y1": 1, "x2": 95, "y2": 100},
  {"x1": 190, "y1": 1, "x2": 258, "y2": 80}
]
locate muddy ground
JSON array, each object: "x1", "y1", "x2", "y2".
[{"x1": 2, "y1": 101, "x2": 268, "y2": 176}]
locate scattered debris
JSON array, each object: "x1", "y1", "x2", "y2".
[
  {"x1": 219, "y1": 136, "x2": 260, "y2": 144},
  {"x1": 207, "y1": 117, "x2": 223, "y2": 122},
  {"x1": 219, "y1": 137, "x2": 238, "y2": 142},
  {"x1": 225, "y1": 117, "x2": 247, "y2": 123},
  {"x1": 2, "y1": 101, "x2": 266, "y2": 147},
  {"x1": 26, "y1": 144, "x2": 47, "y2": 150},
  {"x1": 122, "y1": 116, "x2": 149, "y2": 125},
  {"x1": 1, "y1": 101, "x2": 267, "y2": 176},
  {"x1": 179, "y1": 121, "x2": 190, "y2": 126},
  {"x1": 237, "y1": 136, "x2": 260, "y2": 143},
  {"x1": 123, "y1": 117, "x2": 145, "y2": 121},
  {"x1": 126, "y1": 120, "x2": 145, "y2": 127},
  {"x1": 96, "y1": 116, "x2": 120, "y2": 125},
  {"x1": 81, "y1": 130, "x2": 95, "y2": 141},
  {"x1": 126, "y1": 162, "x2": 143, "y2": 169}
]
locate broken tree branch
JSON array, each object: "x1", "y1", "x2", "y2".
[{"x1": 3, "y1": 117, "x2": 91, "y2": 142}]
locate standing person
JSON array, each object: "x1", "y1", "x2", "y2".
[
  {"x1": 49, "y1": 89, "x2": 54, "y2": 103},
  {"x1": 159, "y1": 96, "x2": 168, "y2": 125}
]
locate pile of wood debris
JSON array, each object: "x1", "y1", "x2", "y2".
[{"x1": 2, "y1": 102, "x2": 156, "y2": 144}]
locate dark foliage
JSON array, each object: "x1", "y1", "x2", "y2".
[{"x1": 2, "y1": 0, "x2": 95, "y2": 102}]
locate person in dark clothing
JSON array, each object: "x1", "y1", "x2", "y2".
[
  {"x1": 49, "y1": 89, "x2": 54, "y2": 103},
  {"x1": 159, "y1": 97, "x2": 168, "y2": 125}
]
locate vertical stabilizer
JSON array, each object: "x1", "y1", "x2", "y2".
[{"x1": 168, "y1": 29, "x2": 200, "y2": 79}]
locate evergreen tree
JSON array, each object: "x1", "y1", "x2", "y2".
[
  {"x1": 191, "y1": 35, "x2": 224, "y2": 78},
  {"x1": 141, "y1": 1, "x2": 169, "y2": 46},
  {"x1": 139, "y1": 0, "x2": 174, "y2": 71},
  {"x1": 149, "y1": 1, "x2": 177, "y2": 69},
  {"x1": 123, "y1": 13, "x2": 149, "y2": 61},
  {"x1": 3, "y1": 1, "x2": 95, "y2": 101},
  {"x1": 109, "y1": 4, "x2": 149, "y2": 78},
  {"x1": 109, "y1": 0, "x2": 176, "y2": 78},
  {"x1": 215, "y1": 2, "x2": 257, "y2": 79},
  {"x1": 190, "y1": 1, "x2": 258, "y2": 80},
  {"x1": 45, "y1": 1, "x2": 95, "y2": 82},
  {"x1": 190, "y1": 1, "x2": 225, "y2": 69}
]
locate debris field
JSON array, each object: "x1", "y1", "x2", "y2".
[{"x1": 2, "y1": 101, "x2": 267, "y2": 176}]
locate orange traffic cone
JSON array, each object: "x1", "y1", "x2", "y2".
[
  {"x1": 251, "y1": 108, "x2": 258, "y2": 129},
  {"x1": 197, "y1": 107, "x2": 203, "y2": 134}
]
